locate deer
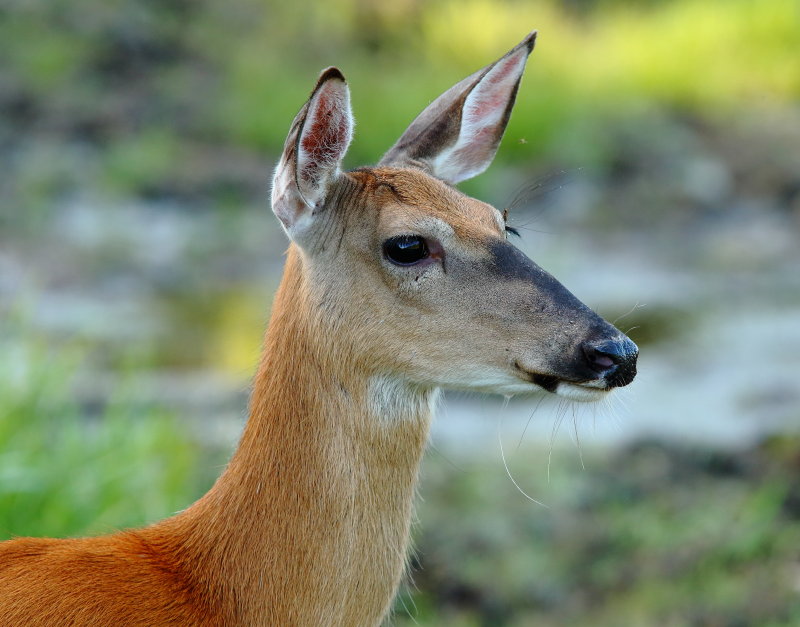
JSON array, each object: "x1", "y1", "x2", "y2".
[{"x1": 0, "y1": 31, "x2": 637, "y2": 626}]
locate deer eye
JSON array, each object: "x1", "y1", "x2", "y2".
[{"x1": 383, "y1": 235, "x2": 429, "y2": 266}]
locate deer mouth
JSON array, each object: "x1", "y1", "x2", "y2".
[
  {"x1": 517, "y1": 367, "x2": 612, "y2": 403},
  {"x1": 552, "y1": 380, "x2": 612, "y2": 402}
]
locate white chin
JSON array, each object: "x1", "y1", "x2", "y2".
[{"x1": 555, "y1": 381, "x2": 610, "y2": 402}]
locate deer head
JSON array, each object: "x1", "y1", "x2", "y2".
[{"x1": 270, "y1": 31, "x2": 637, "y2": 404}]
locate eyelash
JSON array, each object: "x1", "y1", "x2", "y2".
[{"x1": 501, "y1": 208, "x2": 519, "y2": 238}]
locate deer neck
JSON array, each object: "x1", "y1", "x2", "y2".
[{"x1": 171, "y1": 247, "x2": 436, "y2": 625}]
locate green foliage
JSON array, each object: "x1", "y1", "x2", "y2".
[
  {"x1": 207, "y1": 0, "x2": 800, "y2": 162},
  {"x1": 2, "y1": 0, "x2": 798, "y2": 203},
  {"x1": 3, "y1": 335, "x2": 797, "y2": 624},
  {"x1": 0, "y1": 333, "x2": 211, "y2": 540},
  {"x1": 104, "y1": 130, "x2": 183, "y2": 195},
  {"x1": 395, "y1": 441, "x2": 800, "y2": 625},
  {"x1": 2, "y1": 2, "x2": 798, "y2": 622}
]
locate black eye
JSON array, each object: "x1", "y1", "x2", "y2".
[{"x1": 383, "y1": 235, "x2": 429, "y2": 266}]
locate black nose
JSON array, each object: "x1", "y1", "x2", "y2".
[{"x1": 582, "y1": 336, "x2": 638, "y2": 388}]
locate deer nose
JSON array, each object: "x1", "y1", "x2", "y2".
[{"x1": 582, "y1": 336, "x2": 638, "y2": 388}]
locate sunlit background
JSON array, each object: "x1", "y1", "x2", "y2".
[{"x1": 1, "y1": 0, "x2": 799, "y2": 624}]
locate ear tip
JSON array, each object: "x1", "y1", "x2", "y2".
[
  {"x1": 317, "y1": 66, "x2": 348, "y2": 86},
  {"x1": 521, "y1": 30, "x2": 538, "y2": 53}
]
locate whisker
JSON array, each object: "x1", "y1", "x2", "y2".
[
  {"x1": 509, "y1": 222, "x2": 555, "y2": 236},
  {"x1": 612, "y1": 301, "x2": 646, "y2": 326},
  {"x1": 602, "y1": 392, "x2": 626, "y2": 434},
  {"x1": 498, "y1": 413, "x2": 548, "y2": 507},
  {"x1": 501, "y1": 169, "x2": 582, "y2": 235},
  {"x1": 517, "y1": 395, "x2": 546, "y2": 450},
  {"x1": 548, "y1": 399, "x2": 570, "y2": 483},
  {"x1": 504, "y1": 169, "x2": 578, "y2": 213},
  {"x1": 572, "y1": 405, "x2": 586, "y2": 471},
  {"x1": 396, "y1": 590, "x2": 419, "y2": 624},
  {"x1": 428, "y1": 442, "x2": 466, "y2": 474}
]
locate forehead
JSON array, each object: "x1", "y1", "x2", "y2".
[{"x1": 348, "y1": 167, "x2": 503, "y2": 236}]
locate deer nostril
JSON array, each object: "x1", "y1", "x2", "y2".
[
  {"x1": 582, "y1": 336, "x2": 639, "y2": 387},
  {"x1": 591, "y1": 353, "x2": 615, "y2": 369},
  {"x1": 583, "y1": 346, "x2": 606, "y2": 373}
]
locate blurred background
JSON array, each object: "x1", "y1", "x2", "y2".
[{"x1": 1, "y1": 0, "x2": 799, "y2": 624}]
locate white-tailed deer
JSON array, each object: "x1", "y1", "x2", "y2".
[{"x1": 0, "y1": 32, "x2": 636, "y2": 625}]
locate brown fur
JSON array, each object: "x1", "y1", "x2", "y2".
[
  {"x1": 0, "y1": 34, "x2": 634, "y2": 625},
  {"x1": 1, "y1": 239, "x2": 433, "y2": 625},
  {"x1": 0, "y1": 163, "x2": 623, "y2": 625}
]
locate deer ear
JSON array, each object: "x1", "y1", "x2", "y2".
[
  {"x1": 271, "y1": 67, "x2": 354, "y2": 238},
  {"x1": 380, "y1": 32, "x2": 536, "y2": 185}
]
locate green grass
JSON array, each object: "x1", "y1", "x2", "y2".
[
  {"x1": 2, "y1": 0, "x2": 798, "y2": 205},
  {"x1": 394, "y1": 440, "x2": 800, "y2": 626},
  {"x1": 2, "y1": 2, "x2": 799, "y2": 621},
  {"x1": 0, "y1": 333, "x2": 214, "y2": 540},
  {"x1": 213, "y1": 0, "x2": 800, "y2": 164},
  {"x1": 2, "y1": 326, "x2": 799, "y2": 624}
]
